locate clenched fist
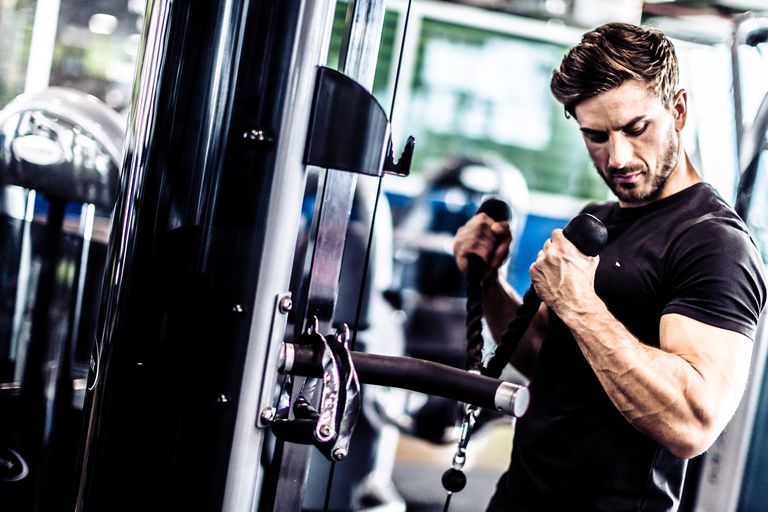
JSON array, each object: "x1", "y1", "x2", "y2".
[
  {"x1": 529, "y1": 229, "x2": 600, "y2": 318},
  {"x1": 453, "y1": 213, "x2": 513, "y2": 281}
]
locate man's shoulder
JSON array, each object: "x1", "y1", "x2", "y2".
[
  {"x1": 674, "y1": 184, "x2": 750, "y2": 239},
  {"x1": 666, "y1": 185, "x2": 765, "y2": 285}
]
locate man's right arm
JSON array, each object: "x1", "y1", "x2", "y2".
[{"x1": 453, "y1": 214, "x2": 547, "y2": 378}]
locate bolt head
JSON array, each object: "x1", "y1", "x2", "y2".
[
  {"x1": 279, "y1": 297, "x2": 293, "y2": 314},
  {"x1": 332, "y1": 448, "x2": 347, "y2": 461},
  {"x1": 260, "y1": 407, "x2": 276, "y2": 425}
]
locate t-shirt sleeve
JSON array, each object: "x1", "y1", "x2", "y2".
[{"x1": 663, "y1": 217, "x2": 767, "y2": 339}]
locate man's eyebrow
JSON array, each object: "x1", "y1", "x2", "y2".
[
  {"x1": 580, "y1": 115, "x2": 647, "y2": 135},
  {"x1": 580, "y1": 127, "x2": 605, "y2": 136}
]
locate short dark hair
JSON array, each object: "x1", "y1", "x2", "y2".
[{"x1": 550, "y1": 22, "x2": 679, "y2": 118}]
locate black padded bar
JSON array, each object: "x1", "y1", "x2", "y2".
[
  {"x1": 354, "y1": 352, "x2": 500, "y2": 410},
  {"x1": 285, "y1": 344, "x2": 520, "y2": 413}
]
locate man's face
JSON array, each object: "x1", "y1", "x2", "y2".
[{"x1": 574, "y1": 80, "x2": 685, "y2": 207}]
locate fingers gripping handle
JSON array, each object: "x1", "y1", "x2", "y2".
[
  {"x1": 483, "y1": 213, "x2": 608, "y2": 378},
  {"x1": 466, "y1": 196, "x2": 513, "y2": 279},
  {"x1": 562, "y1": 213, "x2": 608, "y2": 257},
  {"x1": 466, "y1": 197, "x2": 513, "y2": 371}
]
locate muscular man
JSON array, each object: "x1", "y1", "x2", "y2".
[{"x1": 453, "y1": 22, "x2": 766, "y2": 511}]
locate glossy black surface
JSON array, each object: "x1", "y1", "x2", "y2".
[
  {"x1": 75, "y1": 1, "x2": 302, "y2": 509},
  {"x1": 304, "y1": 67, "x2": 389, "y2": 176},
  {"x1": 0, "y1": 198, "x2": 109, "y2": 511},
  {"x1": 0, "y1": 88, "x2": 124, "y2": 209},
  {"x1": 0, "y1": 89, "x2": 122, "y2": 512}
]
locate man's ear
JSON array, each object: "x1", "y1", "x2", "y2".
[{"x1": 671, "y1": 89, "x2": 687, "y2": 130}]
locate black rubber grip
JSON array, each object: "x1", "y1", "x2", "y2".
[
  {"x1": 476, "y1": 196, "x2": 512, "y2": 222},
  {"x1": 562, "y1": 213, "x2": 608, "y2": 257}
]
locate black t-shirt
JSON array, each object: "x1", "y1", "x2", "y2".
[{"x1": 488, "y1": 183, "x2": 766, "y2": 512}]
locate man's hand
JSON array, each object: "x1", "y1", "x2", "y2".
[
  {"x1": 529, "y1": 228, "x2": 600, "y2": 317},
  {"x1": 453, "y1": 213, "x2": 512, "y2": 280}
]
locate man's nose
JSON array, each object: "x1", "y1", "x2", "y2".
[{"x1": 607, "y1": 134, "x2": 633, "y2": 170}]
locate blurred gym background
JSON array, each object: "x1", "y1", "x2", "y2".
[{"x1": 1, "y1": 1, "x2": 768, "y2": 511}]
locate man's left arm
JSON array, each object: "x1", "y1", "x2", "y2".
[
  {"x1": 531, "y1": 229, "x2": 755, "y2": 459},
  {"x1": 566, "y1": 306, "x2": 750, "y2": 460}
]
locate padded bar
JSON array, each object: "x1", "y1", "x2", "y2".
[{"x1": 285, "y1": 344, "x2": 528, "y2": 416}]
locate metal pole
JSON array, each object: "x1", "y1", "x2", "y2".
[
  {"x1": 222, "y1": 1, "x2": 339, "y2": 510},
  {"x1": 269, "y1": 2, "x2": 388, "y2": 510}
]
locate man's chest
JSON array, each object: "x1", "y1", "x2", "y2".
[{"x1": 593, "y1": 233, "x2": 672, "y2": 346}]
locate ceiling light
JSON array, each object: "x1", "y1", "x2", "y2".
[{"x1": 88, "y1": 13, "x2": 118, "y2": 35}]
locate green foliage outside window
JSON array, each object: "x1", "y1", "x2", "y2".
[
  {"x1": 327, "y1": 1, "x2": 399, "y2": 107},
  {"x1": 328, "y1": 4, "x2": 606, "y2": 201},
  {"x1": 0, "y1": 1, "x2": 36, "y2": 106},
  {"x1": 408, "y1": 19, "x2": 604, "y2": 199}
]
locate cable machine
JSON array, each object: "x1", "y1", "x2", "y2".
[{"x1": 70, "y1": 1, "x2": 526, "y2": 511}]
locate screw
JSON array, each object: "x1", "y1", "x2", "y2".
[
  {"x1": 318, "y1": 424, "x2": 332, "y2": 438},
  {"x1": 279, "y1": 296, "x2": 293, "y2": 314},
  {"x1": 232, "y1": 304, "x2": 245, "y2": 315},
  {"x1": 217, "y1": 394, "x2": 230, "y2": 404},
  {"x1": 332, "y1": 448, "x2": 347, "y2": 461},
  {"x1": 260, "y1": 407, "x2": 276, "y2": 425}
]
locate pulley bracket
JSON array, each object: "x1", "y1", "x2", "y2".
[{"x1": 267, "y1": 321, "x2": 361, "y2": 462}]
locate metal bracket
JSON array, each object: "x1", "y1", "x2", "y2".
[
  {"x1": 255, "y1": 292, "x2": 293, "y2": 428},
  {"x1": 270, "y1": 322, "x2": 361, "y2": 462},
  {"x1": 320, "y1": 325, "x2": 360, "y2": 460},
  {"x1": 313, "y1": 325, "x2": 342, "y2": 443}
]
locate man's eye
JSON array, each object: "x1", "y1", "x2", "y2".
[
  {"x1": 625, "y1": 123, "x2": 648, "y2": 137},
  {"x1": 586, "y1": 132, "x2": 608, "y2": 143}
]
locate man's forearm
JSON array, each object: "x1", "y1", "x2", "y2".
[
  {"x1": 482, "y1": 276, "x2": 545, "y2": 378},
  {"x1": 560, "y1": 300, "x2": 744, "y2": 459},
  {"x1": 482, "y1": 276, "x2": 521, "y2": 343}
]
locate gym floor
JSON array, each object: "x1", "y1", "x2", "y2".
[{"x1": 392, "y1": 420, "x2": 515, "y2": 512}]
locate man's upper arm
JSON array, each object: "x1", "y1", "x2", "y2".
[
  {"x1": 660, "y1": 313, "x2": 753, "y2": 430},
  {"x1": 664, "y1": 219, "x2": 766, "y2": 340}
]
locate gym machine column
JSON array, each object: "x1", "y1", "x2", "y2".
[{"x1": 73, "y1": 1, "x2": 339, "y2": 510}]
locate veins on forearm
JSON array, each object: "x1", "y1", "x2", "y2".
[{"x1": 563, "y1": 304, "x2": 706, "y2": 451}]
